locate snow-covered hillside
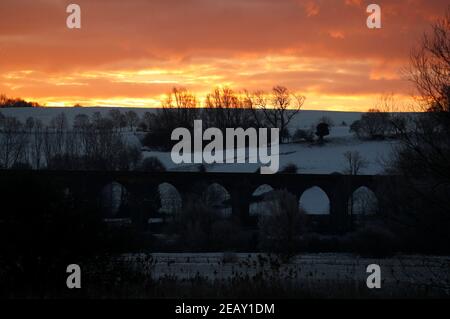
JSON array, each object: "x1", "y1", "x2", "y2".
[
  {"x1": 0, "y1": 107, "x2": 362, "y2": 129},
  {"x1": 1, "y1": 107, "x2": 396, "y2": 175},
  {"x1": 145, "y1": 127, "x2": 395, "y2": 175}
]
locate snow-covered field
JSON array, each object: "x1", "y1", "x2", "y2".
[
  {"x1": 145, "y1": 127, "x2": 396, "y2": 175},
  {"x1": 108, "y1": 253, "x2": 450, "y2": 296},
  {"x1": 1, "y1": 107, "x2": 395, "y2": 175}
]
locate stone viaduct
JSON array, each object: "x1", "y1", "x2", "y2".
[{"x1": 0, "y1": 170, "x2": 398, "y2": 233}]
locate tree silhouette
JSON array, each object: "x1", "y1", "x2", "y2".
[{"x1": 315, "y1": 122, "x2": 330, "y2": 143}]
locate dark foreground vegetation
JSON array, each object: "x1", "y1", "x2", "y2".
[{"x1": 3, "y1": 254, "x2": 447, "y2": 299}]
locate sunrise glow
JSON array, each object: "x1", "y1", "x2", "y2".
[{"x1": 0, "y1": 0, "x2": 447, "y2": 111}]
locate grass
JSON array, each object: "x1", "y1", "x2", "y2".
[{"x1": 2, "y1": 253, "x2": 448, "y2": 299}]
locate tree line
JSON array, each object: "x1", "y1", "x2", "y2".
[
  {"x1": 141, "y1": 86, "x2": 305, "y2": 149},
  {"x1": 0, "y1": 111, "x2": 141, "y2": 170},
  {"x1": 0, "y1": 94, "x2": 40, "y2": 108}
]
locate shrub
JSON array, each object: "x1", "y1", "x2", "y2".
[
  {"x1": 258, "y1": 190, "x2": 305, "y2": 255},
  {"x1": 349, "y1": 120, "x2": 362, "y2": 137},
  {"x1": 169, "y1": 198, "x2": 218, "y2": 251},
  {"x1": 166, "y1": 196, "x2": 246, "y2": 251},
  {"x1": 280, "y1": 127, "x2": 291, "y2": 143},
  {"x1": 279, "y1": 163, "x2": 298, "y2": 174},
  {"x1": 318, "y1": 116, "x2": 334, "y2": 127},
  {"x1": 343, "y1": 225, "x2": 398, "y2": 257},
  {"x1": 350, "y1": 109, "x2": 392, "y2": 140},
  {"x1": 292, "y1": 128, "x2": 314, "y2": 143}
]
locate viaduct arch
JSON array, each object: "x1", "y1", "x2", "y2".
[{"x1": 0, "y1": 170, "x2": 397, "y2": 233}]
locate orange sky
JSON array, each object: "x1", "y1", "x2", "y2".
[{"x1": 0, "y1": 0, "x2": 448, "y2": 111}]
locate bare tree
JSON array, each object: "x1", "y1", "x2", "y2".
[
  {"x1": 203, "y1": 87, "x2": 253, "y2": 129},
  {"x1": 407, "y1": 9, "x2": 450, "y2": 112},
  {"x1": 0, "y1": 116, "x2": 28, "y2": 168},
  {"x1": 375, "y1": 94, "x2": 409, "y2": 137},
  {"x1": 250, "y1": 86, "x2": 305, "y2": 142},
  {"x1": 42, "y1": 126, "x2": 56, "y2": 168},
  {"x1": 25, "y1": 117, "x2": 35, "y2": 132},
  {"x1": 91, "y1": 112, "x2": 102, "y2": 128},
  {"x1": 394, "y1": 10, "x2": 450, "y2": 184},
  {"x1": 73, "y1": 113, "x2": 90, "y2": 130},
  {"x1": 141, "y1": 112, "x2": 155, "y2": 132},
  {"x1": 343, "y1": 151, "x2": 368, "y2": 176},
  {"x1": 49, "y1": 113, "x2": 68, "y2": 155},
  {"x1": 124, "y1": 110, "x2": 139, "y2": 131},
  {"x1": 0, "y1": 95, "x2": 8, "y2": 107},
  {"x1": 350, "y1": 109, "x2": 391, "y2": 140},
  {"x1": 343, "y1": 151, "x2": 369, "y2": 229},
  {"x1": 108, "y1": 109, "x2": 124, "y2": 131},
  {"x1": 30, "y1": 119, "x2": 44, "y2": 169},
  {"x1": 161, "y1": 87, "x2": 199, "y2": 129}
]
